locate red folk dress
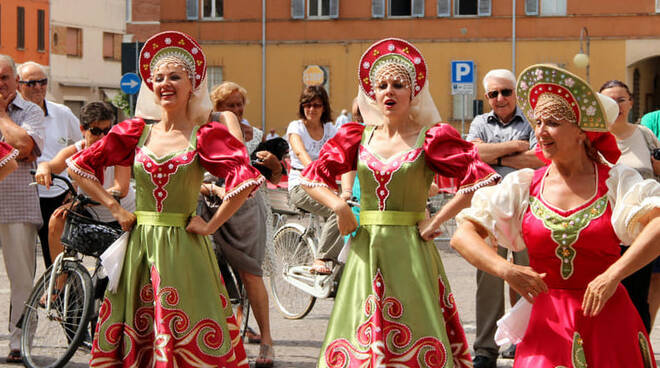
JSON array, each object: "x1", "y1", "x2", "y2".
[
  {"x1": 68, "y1": 118, "x2": 263, "y2": 368},
  {"x1": 0, "y1": 142, "x2": 18, "y2": 168},
  {"x1": 458, "y1": 163, "x2": 659, "y2": 368}
]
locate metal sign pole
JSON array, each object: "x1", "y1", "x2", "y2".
[{"x1": 462, "y1": 94, "x2": 466, "y2": 137}]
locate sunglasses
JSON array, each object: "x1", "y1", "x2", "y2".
[
  {"x1": 303, "y1": 102, "x2": 323, "y2": 109},
  {"x1": 88, "y1": 127, "x2": 111, "y2": 136},
  {"x1": 486, "y1": 89, "x2": 513, "y2": 99},
  {"x1": 19, "y1": 78, "x2": 48, "y2": 87}
]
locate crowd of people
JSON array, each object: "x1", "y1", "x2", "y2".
[{"x1": 0, "y1": 31, "x2": 658, "y2": 368}]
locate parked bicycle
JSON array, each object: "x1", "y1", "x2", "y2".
[
  {"x1": 269, "y1": 199, "x2": 359, "y2": 320},
  {"x1": 20, "y1": 171, "x2": 121, "y2": 368}
]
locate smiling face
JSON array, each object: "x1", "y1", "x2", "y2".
[
  {"x1": 302, "y1": 97, "x2": 324, "y2": 122},
  {"x1": 216, "y1": 90, "x2": 245, "y2": 121},
  {"x1": 534, "y1": 114, "x2": 585, "y2": 162},
  {"x1": 485, "y1": 76, "x2": 517, "y2": 123},
  {"x1": 375, "y1": 76, "x2": 412, "y2": 118},
  {"x1": 599, "y1": 86, "x2": 632, "y2": 124},
  {"x1": 152, "y1": 62, "x2": 193, "y2": 111},
  {"x1": 18, "y1": 64, "x2": 47, "y2": 106}
]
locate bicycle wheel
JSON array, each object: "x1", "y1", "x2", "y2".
[
  {"x1": 270, "y1": 224, "x2": 316, "y2": 319},
  {"x1": 21, "y1": 261, "x2": 94, "y2": 368}
]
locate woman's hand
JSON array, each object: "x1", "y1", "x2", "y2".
[
  {"x1": 581, "y1": 271, "x2": 618, "y2": 317},
  {"x1": 339, "y1": 190, "x2": 352, "y2": 202},
  {"x1": 502, "y1": 264, "x2": 548, "y2": 303},
  {"x1": 418, "y1": 217, "x2": 443, "y2": 241},
  {"x1": 34, "y1": 162, "x2": 52, "y2": 189},
  {"x1": 186, "y1": 215, "x2": 212, "y2": 236},
  {"x1": 110, "y1": 204, "x2": 136, "y2": 232},
  {"x1": 334, "y1": 202, "x2": 357, "y2": 236}
]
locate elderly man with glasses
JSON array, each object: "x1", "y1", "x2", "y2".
[
  {"x1": 0, "y1": 54, "x2": 45, "y2": 363},
  {"x1": 466, "y1": 69, "x2": 543, "y2": 368},
  {"x1": 17, "y1": 61, "x2": 81, "y2": 269}
]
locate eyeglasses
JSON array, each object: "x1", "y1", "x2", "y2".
[
  {"x1": 18, "y1": 78, "x2": 48, "y2": 87},
  {"x1": 303, "y1": 102, "x2": 323, "y2": 109},
  {"x1": 88, "y1": 127, "x2": 111, "y2": 136},
  {"x1": 486, "y1": 89, "x2": 513, "y2": 99}
]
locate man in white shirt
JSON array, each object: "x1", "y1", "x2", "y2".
[
  {"x1": 266, "y1": 129, "x2": 279, "y2": 140},
  {"x1": 334, "y1": 108, "x2": 349, "y2": 129},
  {"x1": 17, "y1": 61, "x2": 82, "y2": 268}
]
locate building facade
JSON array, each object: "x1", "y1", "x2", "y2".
[
  {"x1": 131, "y1": 0, "x2": 660, "y2": 134},
  {"x1": 0, "y1": 0, "x2": 49, "y2": 66},
  {"x1": 49, "y1": 0, "x2": 125, "y2": 116}
]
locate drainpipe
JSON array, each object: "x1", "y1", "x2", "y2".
[{"x1": 261, "y1": 0, "x2": 266, "y2": 132}]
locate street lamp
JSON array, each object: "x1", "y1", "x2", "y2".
[{"x1": 573, "y1": 27, "x2": 590, "y2": 83}]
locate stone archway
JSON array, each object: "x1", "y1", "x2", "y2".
[{"x1": 627, "y1": 55, "x2": 660, "y2": 121}]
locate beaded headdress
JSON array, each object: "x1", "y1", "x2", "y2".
[{"x1": 357, "y1": 38, "x2": 440, "y2": 126}]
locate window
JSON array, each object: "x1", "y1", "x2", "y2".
[
  {"x1": 372, "y1": 0, "x2": 423, "y2": 17},
  {"x1": 292, "y1": 0, "x2": 338, "y2": 19},
  {"x1": 454, "y1": 0, "x2": 491, "y2": 16},
  {"x1": 17, "y1": 6, "x2": 25, "y2": 49},
  {"x1": 540, "y1": 0, "x2": 566, "y2": 16},
  {"x1": 187, "y1": 0, "x2": 199, "y2": 19},
  {"x1": 207, "y1": 66, "x2": 223, "y2": 92},
  {"x1": 525, "y1": 0, "x2": 538, "y2": 15},
  {"x1": 656, "y1": 0, "x2": 660, "y2": 12},
  {"x1": 437, "y1": 0, "x2": 450, "y2": 17},
  {"x1": 103, "y1": 32, "x2": 121, "y2": 60},
  {"x1": 37, "y1": 9, "x2": 45, "y2": 51},
  {"x1": 66, "y1": 27, "x2": 82, "y2": 57},
  {"x1": 202, "y1": 0, "x2": 223, "y2": 19},
  {"x1": 308, "y1": 0, "x2": 330, "y2": 17}
]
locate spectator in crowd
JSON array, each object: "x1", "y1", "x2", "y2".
[
  {"x1": 17, "y1": 61, "x2": 82, "y2": 268},
  {"x1": 641, "y1": 109, "x2": 660, "y2": 138},
  {"x1": 0, "y1": 54, "x2": 45, "y2": 364},
  {"x1": 286, "y1": 85, "x2": 340, "y2": 275},
  {"x1": 600, "y1": 80, "x2": 660, "y2": 333},
  {"x1": 466, "y1": 68, "x2": 543, "y2": 368},
  {"x1": 266, "y1": 128, "x2": 279, "y2": 140},
  {"x1": 334, "y1": 108, "x2": 349, "y2": 129}
]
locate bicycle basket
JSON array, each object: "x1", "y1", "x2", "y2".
[{"x1": 61, "y1": 209, "x2": 122, "y2": 257}]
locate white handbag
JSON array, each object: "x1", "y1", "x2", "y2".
[
  {"x1": 494, "y1": 298, "x2": 533, "y2": 346},
  {"x1": 100, "y1": 232, "x2": 130, "y2": 293}
]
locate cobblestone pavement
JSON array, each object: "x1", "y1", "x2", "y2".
[{"x1": 0, "y1": 188, "x2": 657, "y2": 366}]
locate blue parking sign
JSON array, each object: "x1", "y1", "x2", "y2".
[{"x1": 451, "y1": 61, "x2": 474, "y2": 83}]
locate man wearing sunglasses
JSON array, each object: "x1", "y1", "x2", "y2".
[
  {"x1": 466, "y1": 69, "x2": 543, "y2": 368},
  {"x1": 17, "y1": 61, "x2": 82, "y2": 270}
]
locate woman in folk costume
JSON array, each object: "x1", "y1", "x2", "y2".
[
  {"x1": 0, "y1": 142, "x2": 18, "y2": 181},
  {"x1": 452, "y1": 64, "x2": 660, "y2": 367},
  {"x1": 67, "y1": 31, "x2": 263, "y2": 367},
  {"x1": 301, "y1": 38, "x2": 499, "y2": 368}
]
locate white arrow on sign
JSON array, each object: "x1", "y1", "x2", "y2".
[{"x1": 121, "y1": 79, "x2": 139, "y2": 88}]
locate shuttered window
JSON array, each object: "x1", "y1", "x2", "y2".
[
  {"x1": 412, "y1": 0, "x2": 424, "y2": 17},
  {"x1": 477, "y1": 0, "x2": 491, "y2": 16},
  {"x1": 186, "y1": 0, "x2": 199, "y2": 19},
  {"x1": 525, "y1": 0, "x2": 538, "y2": 15},
  {"x1": 292, "y1": 0, "x2": 305, "y2": 19},
  {"x1": 372, "y1": 0, "x2": 385, "y2": 18},
  {"x1": 437, "y1": 0, "x2": 450, "y2": 16}
]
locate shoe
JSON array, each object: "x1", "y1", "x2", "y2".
[
  {"x1": 255, "y1": 343, "x2": 274, "y2": 368},
  {"x1": 473, "y1": 355, "x2": 496, "y2": 368},
  {"x1": 501, "y1": 344, "x2": 516, "y2": 359},
  {"x1": 246, "y1": 326, "x2": 262, "y2": 344},
  {"x1": 6, "y1": 350, "x2": 22, "y2": 364}
]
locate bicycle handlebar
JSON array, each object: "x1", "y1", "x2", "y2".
[{"x1": 29, "y1": 169, "x2": 101, "y2": 206}]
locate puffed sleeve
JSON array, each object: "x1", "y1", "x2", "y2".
[
  {"x1": 301, "y1": 122, "x2": 365, "y2": 191},
  {"x1": 606, "y1": 164, "x2": 660, "y2": 245},
  {"x1": 456, "y1": 169, "x2": 535, "y2": 251},
  {"x1": 424, "y1": 123, "x2": 500, "y2": 193},
  {"x1": 66, "y1": 118, "x2": 145, "y2": 184},
  {"x1": 197, "y1": 121, "x2": 265, "y2": 200},
  {"x1": 0, "y1": 142, "x2": 18, "y2": 168}
]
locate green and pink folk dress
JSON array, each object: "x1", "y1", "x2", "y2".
[
  {"x1": 302, "y1": 123, "x2": 498, "y2": 368},
  {"x1": 68, "y1": 118, "x2": 263, "y2": 368}
]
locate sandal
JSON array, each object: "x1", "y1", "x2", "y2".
[
  {"x1": 255, "y1": 343, "x2": 274, "y2": 368},
  {"x1": 6, "y1": 349, "x2": 22, "y2": 363},
  {"x1": 246, "y1": 326, "x2": 262, "y2": 344},
  {"x1": 310, "y1": 259, "x2": 332, "y2": 275}
]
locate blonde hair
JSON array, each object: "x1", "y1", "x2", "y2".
[{"x1": 210, "y1": 81, "x2": 248, "y2": 109}]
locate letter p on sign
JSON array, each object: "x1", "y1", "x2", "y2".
[{"x1": 451, "y1": 61, "x2": 474, "y2": 84}]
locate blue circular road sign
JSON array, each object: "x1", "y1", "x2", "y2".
[{"x1": 120, "y1": 73, "x2": 141, "y2": 95}]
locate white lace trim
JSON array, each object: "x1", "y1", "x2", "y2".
[
  {"x1": 299, "y1": 177, "x2": 331, "y2": 189},
  {"x1": 65, "y1": 157, "x2": 100, "y2": 182},
  {"x1": 0, "y1": 148, "x2": 18, "y2": 167},
  {"x1": 456, "y1": 173, "x2": 501, "y2": 195},
  {"x1": 223, "y1": 175, "x2": 266, "y2": 200}
]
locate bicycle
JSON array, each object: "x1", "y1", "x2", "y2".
[
  {"x1": 20, "y1": 171, "x2": 121, "y2": 368},
  {"x1": 269, "y1": 199, "x2": 359, "y2": 320}
]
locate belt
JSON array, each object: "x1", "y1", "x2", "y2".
[
  {"x1": 360, "y1": 210, "x2": 425, "y2": 226},
  {"x1": 135, "y1": 211, "x2": 190, "y2": 227}
]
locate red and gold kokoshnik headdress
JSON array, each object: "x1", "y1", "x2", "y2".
[{"x1": 139, "y1": 31, "x2": 207, "y2": 92}]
